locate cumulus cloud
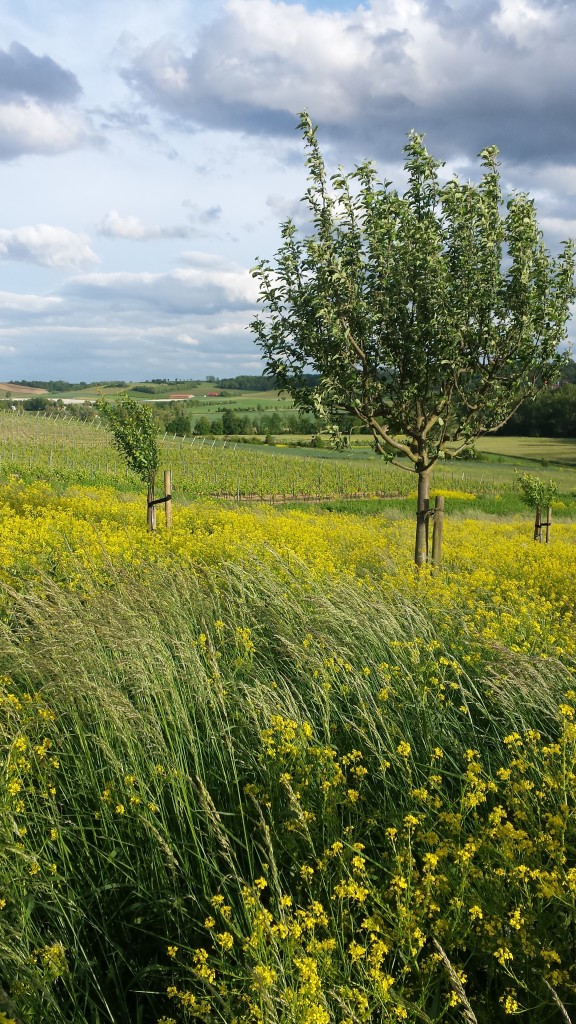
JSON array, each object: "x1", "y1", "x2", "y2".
[
  {"x1": 265, "y1": 193, "x2": 311, "y2": 228},
  {"x1": 0, "y1": 290, "x2": 62, "y2": 312},
  {"x1": 119, "y1": 0, "x2": 576, "y2": 165},
  {"x1": 97, "y1": 204, "x2": 223, "y2": 241},
  {"x1": 0, "y1": 99, "x2": 99, "y2": 160},
  {"x1": 179, "y1": 250, "x2": 242, "y2": 271},
  {"x1": 0, "y1": 225, "x2": 99, "y2": 269},
  {"x1": 0, "y1": 42, "x2": 100, "y2": 160},
  {"x1": 61, "y1": 262, "x2": 259, "y2": 314},
  {"x1": 98, "y1": 209, "x2": 193, "y2": 240},
  {"x1": 176, "y1": 332, "x2": 200, "y2": 345},
  {"x1": 0, "y1": 42, "x2": 81, "y2": 104}
]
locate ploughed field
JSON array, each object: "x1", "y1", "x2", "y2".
[{"x1": 1, "y1": 415, "x2": 576, "y2": 1023}]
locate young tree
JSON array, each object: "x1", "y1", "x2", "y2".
[
  {"x1": 251, "y1": 114, "x2": 576, "y2": 565},
  {"x1": 517, "y1": 471, "x2": 558, "y2": 543},
  {"x1": 97, "y1": 394, "x2": 160, "y2": 529}
]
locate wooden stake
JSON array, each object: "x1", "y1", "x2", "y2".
[
  {"x1": 545, "y1": 503, "x2": 552, "y2": 544},
  {"x1": 415, "y1": 470, "x2": 431, "y2": 566},
  {"x1": 164, "y1": 469, "x2": 172, "y2": 531},
  {"x1": 147, "y1": 480, "x2": 156, "y2": 532},
  {"x1": 432, "y1": 495, "x2": 445, "y2": 570},
  {"x1": 534, "y1": 505, "x2": 542, "y2": 542}
]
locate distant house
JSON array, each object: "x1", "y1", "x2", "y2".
[
  {"x1": 207, "y1": 391, "x2": 220, "y2": 397},
  {"x1": 169, "y1": 393, "x2": 195, "y2": 400}
]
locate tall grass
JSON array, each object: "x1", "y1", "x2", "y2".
[{"x1": 1, "y1": 557, "x2": 575, "y2": 1022}]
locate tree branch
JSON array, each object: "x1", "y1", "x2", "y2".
[{"x1": 369, "y1": 416, "x2": 418, "y2": 462}]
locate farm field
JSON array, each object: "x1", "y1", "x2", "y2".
[
  {"x1": 472, "y1": 435, "x2": 576, "y2": 466},
  {"x1": 2, "y1": 411, "x2": 576, "y2": 511},
  {"x1": 1, "y1": 413, "x2": 576, "y2": 1022}
]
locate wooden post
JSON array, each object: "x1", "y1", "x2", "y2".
[
  {"x1": 415, "y1": 469, "x2": 431, "y2": 567},
  {"x1": 432, "y1": 495, "x2": 444, "y2": 570},
  {"x1": 545, "y1": 504, "x2": 552, "y2": 544},
  {"x1": 164, "y1": 469, "x2": 172, "y2": 531},
  {"x1": 147, "y1": 480, "x2": 156, "y2": 531},
  {"x1": 533, "y1": 505, "x2": 542, "y2": 542}
]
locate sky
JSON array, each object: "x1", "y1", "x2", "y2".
[{"x1": 0, "y1": 0, "x2": 575, "y2": 383}]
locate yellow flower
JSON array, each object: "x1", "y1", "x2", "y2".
[{"x1": 494, "y1": 947, "x2": 514, "y2": 965}]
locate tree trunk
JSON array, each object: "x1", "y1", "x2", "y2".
[{"x1": 415, "y1": 468, "x2": 431, "y2": 566}]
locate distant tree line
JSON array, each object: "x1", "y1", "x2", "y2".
[
  {"x1": 215, "y1": 373, "x2": 321, "y2": 392},
  {"x1": 497, "y1": 381, "x2": 576, "y2": 437},
  {"x1": 162, "y1": 408, "x2": 324, "y2": 437},
  {"x1": 6, "y1": 365, "x2": 576, "y2": 439},
  {"x1": 8, "y1": 379, "x2": 90, "y2": 392}
]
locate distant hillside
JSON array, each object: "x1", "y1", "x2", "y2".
[
  {"x1": 8, "y1": 379, "x2": 88, "y2": 393},
  {"x1": 4, "y1": 373, "x2": 323, "y2": 394},
  {"x1": 0, "y1": 382, "x2": 48, "y2": 395}
]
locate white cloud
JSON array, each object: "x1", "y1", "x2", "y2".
[
  {"x1": 540, "y1": 216, "x2": 576, "y2": 240},
  {"x1": 265, "y1": 193, "x2": 310, "y2": 227},
  {"x1": 98, "y1": 208, "x2": 192, "y2": 240},
  {"x1": 0, "y1": 99, "x2": 98, "y2": 160},
  {"x1": 0, "y1": 290, "x2": 62, "y2": 311},
  {"x1": 179, "y1": 250, "x2": 242, "y2": 270},
  {"x1": 0, "y1": 42, "x2": 82, "y2": 104},
  {"x1": 120, "y1": 0, "x2": 576, "y2": 165},
  {"x1": 0, "y1": 224, "x2": 99, "y2": 268},
  {"x1": 492, "y1": 0, "x2": 553, "y2": 44},
  {"x1": 176, "y1": 332, "x2": 200, "y2": 345},
  {"x1": 62, "y1": 262, "x2": 259, "y2": 314}
]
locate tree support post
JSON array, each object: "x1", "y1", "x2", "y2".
[
  {"x1": 147, "y1": 472, "x2": 173, "y2": 531},
  {"x1": 533, "y1": 505, "x2": 542, "y2": 542},
  {"x1": 545, "y1": 504, "x2": 552, "y2": 544},
  {"x1": 147, "y1": 480, "x2": 156, "y2": 532},
  {"x1": 164, "y1": 469, "x2": 172, "y2": 531},
  {"x1": 432, "y1": 495, "x2": 445, "y2": 570},
  {"x1": 415, "y1": 469, "x2": 431, "y2": 567}
]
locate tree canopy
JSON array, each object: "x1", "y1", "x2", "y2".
[
  {"x1": 251, "y1": 114, "x2": 576, "y2": 563},
  {"x1": 97, "y1": 393, "x2": 160, "y2": 528}
]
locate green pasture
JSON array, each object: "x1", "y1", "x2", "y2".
[
  {"x1": 49, "y1": 382, "x2": 290, "y2": 409},
  {"x1": 473, "y1": 434, "x2": 576, "y2": 466}
]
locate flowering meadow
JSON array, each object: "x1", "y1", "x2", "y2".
[{"x1": 1, "y1": 475, "x2": 576, "y2": 1023}]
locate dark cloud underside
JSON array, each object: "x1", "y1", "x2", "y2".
[{"x1": 0, "y1": 42, "x2": 81, "y2": 103}]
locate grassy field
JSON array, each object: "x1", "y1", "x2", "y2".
[
  {"x1": 1, "y1": 481, "x2": 576, "y2": 1022},
  {"x1": 472, "y1": 435, "x2": 576, "y2": 466},
  {"x1": 2, "y1": 412, "x2": 576, "y2": 513},
  {"x1": 2, "y1": 415, "x2": 576, "y2": 1022}
]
